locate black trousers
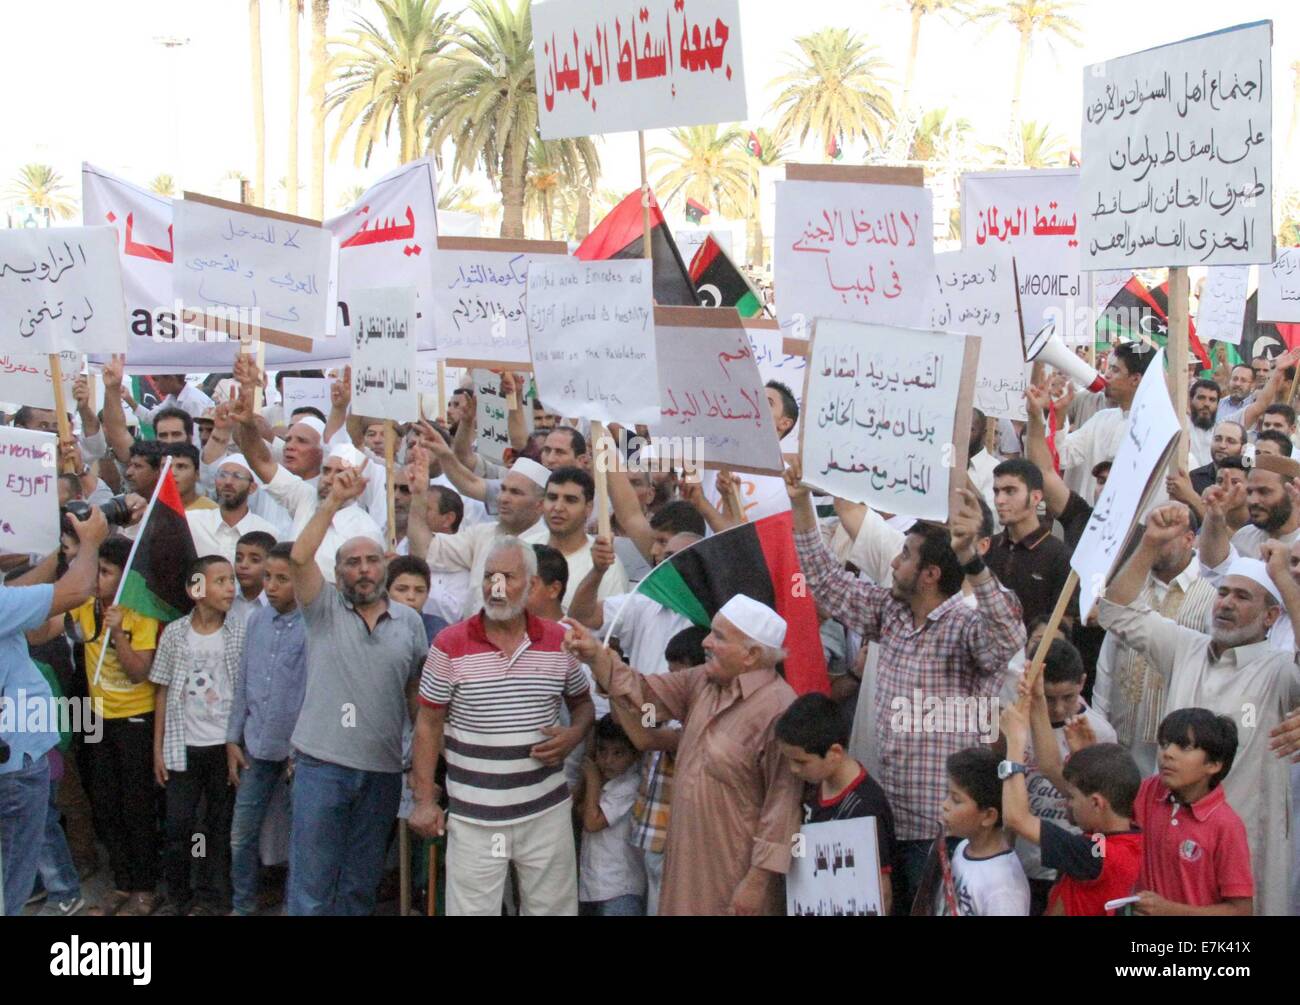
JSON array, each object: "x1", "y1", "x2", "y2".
[
  {"x1": 163, "y1": 744, "x2": 234, "y2": 908},
  {"x1": 88, "y1": 714, "x2": 159, "y2": 893}
]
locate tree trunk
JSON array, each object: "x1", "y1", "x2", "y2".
[
  {"x1": 747, "y1": 206, "x2": 764, "y2": 269},
  {"x1": 575, "y1": 188, "x2": 591, "y2": 240},
  {"x1": 499, "y1": 145, "x2": 526, "y2": 239},
  {"x1": 308, "y1": 0, "x2": 328, "y2": 219},
  {"x1": 287, "y1": 0, "x2": 301, "y2": 213},
  {"x1": 1010, "y1": 29, "x2": 1030, "y2": 148},
  {"x1": 249, "y1": 1, "x2": 265, "y2": 206},
  {"x1": 902, "y1": 8, "x2": 922, "y2": 111}
]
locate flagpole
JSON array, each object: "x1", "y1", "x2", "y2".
[
  {"x1": 1167, "y1": 266, "x2": 1191, "y2": 473},
  {"x1": 92, "y1": 455, "x2": 174, "y2": 686},
  {"x1": 385, "y1": 420, "x2": 398, "y2": 552},
  {"x1": 49, "y1": 355, "x2": 75, "y2": 474},
  {"x1": 638, "y1": 131, "x2": 652, "y2": 261}
]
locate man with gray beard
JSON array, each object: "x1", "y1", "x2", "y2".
[
  {"x1": 1099, "y1": 503, "x2": 1300, "y2": 916},
  {"x1": 286, "y1": 464, "x2": 429, "y2": 916}
]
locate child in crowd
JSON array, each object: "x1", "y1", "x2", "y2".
[
  {"x1": 999, "y1": 673, "x2": 1142, "y2": 916},
  {"x1": 939, "y1": 747, "x2": 1030, "y2": 916},
  {"x1": 232, "y1": 531, "x2": 276, "y2": 625},
  {"x1": 150, "y1": 555, "x2": 246, "y2": 915},
  {"x1": 578, "y1": 715, "x2": 646, "y2": 916},
  {"x1": 776, "y1": 691, "x2": 896, "y2": 915},
  {"x1": 227, "y1": 542, "x2": 308, "y2": 917},
  {"x1": 386, "y1": 555, "x2": 448, "y2": 643}
]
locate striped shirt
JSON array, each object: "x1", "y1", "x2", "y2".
[{"x1": 419, "y1": 611, "x2": 589, "y2": 825}]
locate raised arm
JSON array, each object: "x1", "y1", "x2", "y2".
[
  {"x1": 1262, "y1": 539, "x2": 1300, "y2": 648},
  {"x1": 607, "y1": 468, "x2": 655, "y2": 562},
  {"x1": 451, "y1": 390, "x2": 479, "y2": 470},
  {"x1": 98, "y1": 354, "x2": 135, "y2": 464},
  {"x1": 501, "y1": 372, "x2": 530, "y2": 451},
  {"x1": 323, "y1": 365, "x2": 354, "y2": 446},
  {"x1": 1024, "y1": 383, "x2": 1071, "y2": 517},
  {"x1": 231, "y1": 381, "x2": 279, "y2": 486},
  {"x1": 48, "y1": 509, "x2": 110, "y2": 616},
  {"x1": 425, "y1": 429, "x2": 488, "y2": 503},
  {"x1": 567, "y1": 537, "x2": 614, "y2": 630},
  {"x1": 1196, "y1": 481, "x2": 1243, "y2": 571},
  {"x1": 404, "y1": 444, "x2": 433, "y2": 559},
  {"x1": 290, "y1": 459, "x2": 369, "y2": 607},
  {"x1": 951, "y1": 487, "x2": 1027, "y2": 674},
  {"x1": 1241, "y1": 348, "x2": 1300, "y2": 432}
]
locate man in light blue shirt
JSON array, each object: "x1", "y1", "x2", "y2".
[{"x1": 0, "y1": 507, "x2": 108, "y2": 915}]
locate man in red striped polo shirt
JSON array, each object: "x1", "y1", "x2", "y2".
[{"x1": 409, "y1": 536, "x2": 594, "y2": 916}]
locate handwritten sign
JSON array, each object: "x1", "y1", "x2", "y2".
[
  {"x1": 350, "y1": 287, "x2": 418, "y2": 423},
  {"x1": 650, "y1": 308, "x2": 784, "y2": 475},
  {"x1": 1258, "y1": 248, "x2": 1300, "y2": 323},
  {"x1": 0, "y1": 427, "x2": 59, "y2": 556},
  {"x1": 1090, "y1": 268, "x2": 1133, "y2": 324},
  {"x1": 472, "y1": 369, "x2": 512, "y2": 465},
  {"x1": 1072, "y1": 348, "x2": 1182, "y2": 620},
  {"x1": 526, "y1": 257, "x2": 660, "y2": 424},
  {"x1": 0, "y1": 352, "x2": 80, "y2": 411},
  {"x1": 280, "y1": 377, "x2": 332, "y2": 423},
  {"x1": 0, "y1": 226, "x2": 127, "y2": 355},
  {"x1": 533, "y1": 0, "x2": 747, "y2": 140},
  {"x1": 923, "y1": 247, "x2": 1028, "y2": 421},
  {"x1": 786, "y1": 817, "x2": 885, "y2": 918},
  {"x1": 746, "y1": 317, "x2": 806, "y2": 445},
  {"x1": 800, "y1": 319, "x2": 978, "y2": 521},
  {"x1": 962, "y1": 169, "x2": 1083, "y2": 339},
  {"x1": 1080, "y1": 21, "x2": 1274, "y2": 270},
  {"x1": 432, "y1": 238, "x2": 569, "y2": 365},
  {"x1": 1196, "y1": 265, "x2": 1251, "y2": 344}
]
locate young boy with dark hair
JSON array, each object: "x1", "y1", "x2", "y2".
[
  {"x1": 150, "y1": 554, "x2": 246, "y2": 915},
  {"x1": 578, "y1": 714, "x2": 646, "y2": 916},
  {"x1": 386, "y1": 555, "x2": 448, "y2": 643},
  {"x1": 776, "y1": 692, "x2": 896, "y2": 914},
  {"x1": 940, "y1": 746, "x2": 1030, "y2": 915},
  {"x1": 232, "y1": 530, "x2": 276, "y2": 626}
]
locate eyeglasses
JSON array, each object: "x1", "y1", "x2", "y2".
[{"x1": 216, "y1": 470, "x2": 253, "y2": 483}]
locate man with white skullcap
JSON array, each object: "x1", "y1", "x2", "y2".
[
  {"x1": 1101, "y1": 502, "x2": 1300, "y2": 916},
  {"x1": 186, "y1": 453, "x2": 280, "y2": 564},
  {"x1": 564, "y1": 593, "x2": 803, "y2": 916}
]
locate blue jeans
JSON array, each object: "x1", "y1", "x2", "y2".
[
  {"x1": 0, "y1": 753, "x2": 51, "y2": 916},
  {"x1": 229, "y1": 756, "x2": 288, "y2": 916},
  {"x1": 582, "y1": 894, "x2": 645, "y2": 916},
  {"x1": 35, "y1": 778, "x2": 81, "y2": 903},
  {"x1": 287, "y1": 753, "x2": 401, "y2": 916}
]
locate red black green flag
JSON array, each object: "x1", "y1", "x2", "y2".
[
  {"x1": 746, "y1": 131, "x2": 763, "y2": 159},
  {"x1": 575, "y1": 188, "x2": 699, "y2": 306},
  {"x1": 689, "y1": 236, "x2": 763, "y2": 318},
  {"x1": 631, "y1": 511, "x2": 829, "y2": 696},
  {"x1": 116, "y1": 458, "x2": 196, "y2": 623},
  {"x1": 1096, "y1": 275, "x2": 1211, "y2": 371},
  {"x1": 684, "y1": 198, "x2": 710, "y2": 225},
  {"x1": 1223, "y1": 292, "x2": 1300, "y2": 367}
]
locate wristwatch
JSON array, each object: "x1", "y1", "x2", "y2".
[{"x1": 997, "y1": 760, "x2": 1028, "y2": 781}]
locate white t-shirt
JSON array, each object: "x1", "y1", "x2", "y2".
[
  {"x1": 559, "y1": 535, "x2": 630, "y2": 614},
  {"x1": 578, "y1": 765, "x2": 647, "y2": 903},
  {"x1": 939, "y1": 842, "x2": 1030, "y2": 916},
  {"x1": 182, "y1": 626, "x2": 233, "y2": 747}
]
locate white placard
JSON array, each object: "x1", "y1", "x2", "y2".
[
  {"x1": 962, "y1": 169, "x2": 1084, "y2": 340},
  {"x1": 800, "y1": 320, "x2": 977, "y2": 521},
  {"x1": 0, "y1": 352, "x2": 81, "y2": 412},
  {"x1": 775, "y1": 179, "x2": 934, "y2": 333},
  {"x1": 923, "y1": 247, "x2": 1028, "y2": 421},
  {"x1": 279, "y1": 377, "x2": 332, "y2": 423},
  {"x1": 350, "y1": 287, "x2": 418, "y2": 423},
  {"x1": 1258, "y1": 248, "x2": 1300, "y2": 322},
  {"x1": 1196, "y1": 265, "x2": 1251, "y2": 344},
  {"x1": 1090, "y1": 269, "x2": 1133, "y2": 322},
  {"x1": 0, "y1": 227, "x2": 127, "y2": 355},
  {"x1": 525, "y1": 258, "x2": 660, "y2": 424},
  {"x1": 1071, "y1": 348, "x2": 1182, "y2": 620},
  {"x1": 650, "y1": 319, "x2": 784, "y2": 474},
  {"x1": 747, "y1": 321, "x2": 807, "y2": 445},
  {"x1": 173, "y1": 198, "x2": 336, "y2": 342},
  {"x1": 472, "y1": 369, "x2": 513, "y2": 465},
  {"x1": 0, "y1": 427, "x2": 59, "y2": 556},
  {"x1": 785, "y1": 817, "x2": 885, "y2": 918},
  {"x1": 1080, "y1": 21, "x2": 1274, "y2": 269},
  {"x1": 533, "y1": 0, "x2": 747, "y2": 140}
]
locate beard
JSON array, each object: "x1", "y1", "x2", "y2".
[
  {"x1": 1191, "y1": 411, "x2": 1215, "y2": 430},
  {"x1": 484, "y1": 596, "x2": 527, "y2": 621},
  {"x1": 341, "y1": 579, "x2": 386, "y2": 607},
  {"x1": 1211, "y1": 617, "x2": 1267, "y2": 648},
  {"x1": 1252, "y1": 497, "x2": 1293, "y2": 533},
  {"x1": 219, "y1": 487, "x2": 251, "y2": 510}
]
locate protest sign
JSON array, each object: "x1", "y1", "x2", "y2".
[
  {"x1": 1090, "y1": 268, "x2": 1132, "y2": 327},
  {"x1": 533, "y1": 0, "x2": 747, "y2": 140},
  {"x1": 525, "y1": 257, "x2": 660, "y2": 425},
  {"x1": 472, "y1": 369, "x2": 513, "y2": 465},
  {"x1": 1071, "y1": 348, "x2": 1182, "y2": 620},
  {"x1": 923, "y1": 247, "x2": 1028, "y2": 421},
  {"x1": 786, "y1": 817, "x2": 885, "y2": 918},
  {"x1": 350, "y1": 287, "x2": 418, "y2": 423},
  {"x1": 173, "y1": 193, "x2": 336, "y2": 351},
  {"x1": 0, "y1": 427, "x2": 59, "y2": 556},
  {"x1": 432, "y1": 237, "x2": 569, "y2": 367},
  {"x1": 800, "y1": 319, "x2": 979, "y2": 521},
  {"x1": 650, "y1": 307, "x2": 784, "y2": 475},
  {"x1": 1080, "y1": 21, "x2": 1274, "y2": 270},
  {"x1": 961, "y1": 169, "x2": 1084, "y2": 340},
  {"x1": 1196, "y1": 265, "x2": 1251, "y2": 344},
  {"x1": 0, "y1": 226, "x2": 127, "y2": 355},
  {"x1": 280, "y1": 377, "x2": 332, "y2": 423},
  {"x1": 1258, "y1": 248, "x2": 1300, "y2": 322},
  {"x1": 0, "y1": 351, "x2": 81, "y2": 411},
  {"x1": 745, "y1": 316, "x2": 807, "y2": 446},
  {"x1": 775, "y1": 166, "x2": 933, "y2": 335}
]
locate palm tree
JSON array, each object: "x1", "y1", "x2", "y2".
[
  {"x1": 984, "y1": 119, "x2": 1068, "y2": 168},
  {"x1": 287, "y1": 0, "x2": 302, "y2": 213},
  {"x1": 899, "y1": 1, "x2": 979, "y2": 110},
  {"x1": 423, "y1": 0, "x2": 599, "y2": 240},
  {"x1": 149, "y1": 174, "x2": 177, "y2": 196},
  {"x1": 249, "y1": 1, "x2": 266, "y2": 205},
  {"x1": 329, "y1": 0, "x2": 457, "y2": 166},
  {"x1": 338, "y1": 183, "x2": 366, "y2": 209},
  {"x1": 979, "y1": 1, "x2": 1082, "y2": 129},
  {"x1": 907, "y1": 107, "x2": 973, "y2": 164},
  {"x1": 524, "y1": 139, "x2": 564, "y2": 240},
  {"x1": 769, "y1": 28, "x2": 896, "y2": 162},
  {"x1": 308, "y1": 0, "x2": 330, "y2": 218},
  {"x1": 649, "y1": 124, "x2": 751, "y2": 220},
  {"x1": 5, "y1": 165, "x2": 77, "y2": 219},
  {"x1": 738, "y1": 126, "x2": 788, "y2": 268}
]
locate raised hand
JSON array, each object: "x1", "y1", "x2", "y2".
[
  {"x1": 590, "y1": 535, "x2": 615, "y2": 574},
  {"x1": 329, "y1": 459, "x2": 370, "y2": 506},
  {"x1": 330, "y1": 365, "x2": 352, "y2": 411},
  {"x1": 404, "y1": 443, "x2": 430, "y2": 495},
  {"x1": 782, "y1": 459, "x2": 810, "y2": 500},
  {"x1": 101, "y1": 354, "x2": 125, "y2": 390},
  {"x1": 1063, "y1": 714, "x2": 1097, "y2": 753},
  {"x1": 1141, "y1": 503, "x2": 1190, "y2": 548},
  {"x1": 948, "y1": 487, "x2": 983, "y2": 563}
]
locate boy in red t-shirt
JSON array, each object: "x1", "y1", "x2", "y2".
[{"x1": 1000, "y1": 678, "x2": 1143, "y2": 916}]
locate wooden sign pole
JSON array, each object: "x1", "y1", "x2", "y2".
[
  {"x1": 384, "y1": 420, "x2": 398, "y2": 551},
  {"x1": 398, "y1": 820, "x2": 411, "y2": 917},
  {"x1": 590, "y1": 420, "x2": 612, "y2": 540},
  {"x1": 1017, "y1": 569, "x2": 1080, "y2": 706},
  {"x1": 426, "y1": 843, "x2": 438, "y2": 917},
  {"x1": 1166, "y1": 266, "x2": 1191, "y2": 472},
  {"x1": 436, "y1": 360, "x2": 447, "y2": 424},
  {"x1": 638, "y1": 131, "x2": 653, "y2": 261},
  {"x1": 48, "y1": 354, "x2": 75, "y2": 474}
]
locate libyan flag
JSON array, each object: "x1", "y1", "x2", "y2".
[
  {"x1": 116, "y1": 458, "x2": 196, "y2": 623},
  {"x1": 689, "y1": 236, "x2": 763, "y2": 318},
  {"x1": 1096, "y1": 275, "x2": 1211, "y2": 371},
  {"x1": 575, "y1": 188, "x2": 699, "y2": 306},
  {"x1": 632, "y1": 511, "x2": 829, "y2": 696},
  {"x1": 1223, "y1": 292, "x2": 1300, "y2": 367}
]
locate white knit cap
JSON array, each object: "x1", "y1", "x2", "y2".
[
  {"x1": 1223, "y1": 557, "x2": 1284, "y2": 606},
  {"x1": 218, "y1": 453, "x2": 253, "y2": 476},
  {"x1": 327, "y1": 443, "x2": 366, "y2": 468},
  {"x1": 294, "y1": 415, "x2": 326, "y2": 438},
  {"x1": 718, "y1": 594, "x2": 787, "y2": 649},
  {"x1": 510, "y1": 457, "x2": 551, "y2": 490}
]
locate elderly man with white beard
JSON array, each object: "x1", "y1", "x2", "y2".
[{"x1": 1099, "y1": 503, "x2": 1300, "y2": 916}]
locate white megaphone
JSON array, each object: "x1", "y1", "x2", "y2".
[{"x1": 1024, "y1": 320, "x2": 1107, "y2": 393}]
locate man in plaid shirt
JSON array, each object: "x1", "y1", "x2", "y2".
[{"x1": 786, "y1": 463, "x2": 1025, "y2": 915}]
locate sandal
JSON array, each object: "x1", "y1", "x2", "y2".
[
  {"x1": 85, "y1": 890, "x2": 131, "y2": 917},
  {"x1": 116, "y1": 891, "x2": 161, "y2": 917}
]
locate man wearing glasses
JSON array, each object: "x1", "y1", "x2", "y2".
[{"x1": 187, "y1": 454, "x2": 280, "y2": 565}]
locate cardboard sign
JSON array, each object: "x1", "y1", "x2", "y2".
[
  {"x1": 0, "y1": 351, "x2": 81, "y2": 411},
  {"x1": 800, "y1": 319, "x2": 979, "y2": 521},
  {"x1": 785, "y1": 817, "x2": 885, "y2": 918},
  {"x1": 350, "y1": 287, "x2": 418, "y2": 423},
  {"x1": 1080, "y1": 21, "x2": 1274, "y2": 269},
  {"x1": 0, "y1": 427, "x2": 59, "y2": 556},
  {"x1": 1196, "y1": 265, "x2": 1252, "y2": 344},
  {"x1": 533, "y1": 0, "x2": 747, "y2": 140},
  {"x1": 0, "y1": 226, "x2": 127, "y2": 355},
  {"x1": 279, "y1": 377, "x2": 332, "y2": 423},
  {"x1": 745, "y1": 316, "x2": 807, "y2": 446},
  {"x1": 1258, "y1": 248, "x2": 1300, "y2": 323},
  {"x1": 472, "y1": 369, "x2": 513, "y2": 465}
]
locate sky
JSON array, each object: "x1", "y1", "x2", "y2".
[{"x1": 1, "y1": 0, "x2": 1297, "y2": 223}]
